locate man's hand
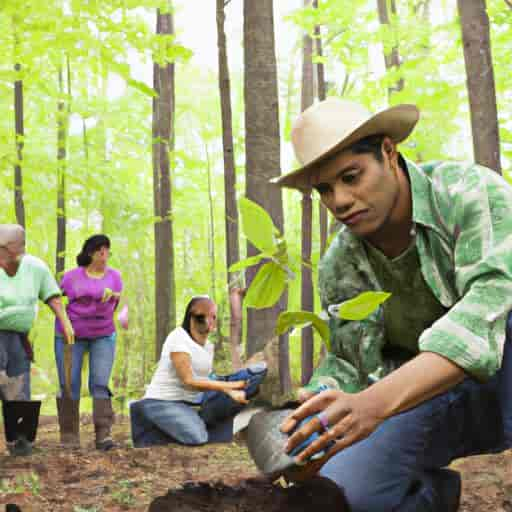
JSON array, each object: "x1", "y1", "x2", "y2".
[
  {"x1": 47, "y1": 296, "x2": 75, "y2": 345},
  {"x1": 61, "y1": 317, "x2": 75, "y2": 345},
  {"x1": 297, "y1": 387, "x2": 315, "y2": 403},
  {"x1": 280, "y1": 390, "x2": 385, "y2": 464},
  {"x1": 281, "y1": 352, "x2": 466, "y2": 464}
]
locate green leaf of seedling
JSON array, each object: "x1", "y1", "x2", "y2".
[
  {"x1": 244, "y1": 261, "x2": 287, "y2": 309},
  {"x1": 239, "y1": 197, "x2": 279, "y2": 253},
  {"x1": 229, "y1": 253, "x2": 268, "y2": 272},
  {"x1": 338, "y1": 291, "x2": 391, "y2": 321},
  {"x1": 276, "y1": 311, "x2": 331, "y2": 352}
]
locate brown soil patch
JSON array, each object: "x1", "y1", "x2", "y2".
[
  {"x1": 147, "y1": 477, "x2": 349, "y2": 512},
  {"x1": 0, "y1": 416, "x2": 511, "y2": 511}
]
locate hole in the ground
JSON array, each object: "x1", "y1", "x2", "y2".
[{"x1": 148, "y1": 477, "x2": 350, "y2": 512}]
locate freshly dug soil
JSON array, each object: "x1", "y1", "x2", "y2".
[{"x1": 148, "y1": 477, "x2": 350, "y2": 512}]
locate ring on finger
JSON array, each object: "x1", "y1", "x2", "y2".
[{"x1": 316, "y1": 411, "x2": 330, "y2": 432}]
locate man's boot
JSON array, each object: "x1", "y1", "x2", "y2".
[
  {"x1": 2, "y1": 400, "x2": 41, "y2": 456},
  {"x1": 56, "y1": 397, "x2": 80, "y2": 447},
  {"x1": 93, "y1": 397, "x2": 115, "y2": 451}
]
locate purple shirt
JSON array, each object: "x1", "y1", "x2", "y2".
[{"x1": 56, "y1": 266, "x2": 123, "y2": 338}]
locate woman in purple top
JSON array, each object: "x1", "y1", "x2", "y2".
[{"x1": 55, "y1": 234, "x2": 123, "y2": 451}]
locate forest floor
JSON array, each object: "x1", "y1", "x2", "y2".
[{"x1": 1, "y1": 415, "x2": 511, "y2": 512}]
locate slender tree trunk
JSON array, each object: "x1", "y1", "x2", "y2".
[
  {"x1": 13, "y1": 62, "x2": 25, "y2": 228},
  {"x1": 314, "y1": 2, "x2": 329, "y2": 361},
  {"x1": 244, "y1": 0, "x2": 291, "y2": 392},
  {"x1": 216, "y1": 0, "x2": 242, "y2": 368},
  {"x1": 314, "y1": 0, "x2": 329, "y2": 255},
  {"x1": 82, "y1": 118, "x2": 90, "y2": 233},
  {"x1": 136, "y1": 261, "x2": 149, "y2": 385},
  {"x1": 229, "y1": 288, "x2": 244, "y2": 370},
  {"x1": 457, "y1": 0, "x2": 501, "y2": 173},
  {"x1": 119, "y1": 329, "x2": 131, "y2": 410},
  {"x1": 56, "y1": 64, "x2": 68, "y2": 278},
  {"x1": 205, "y1": 144, "x2": 217, "y2": 302},
  {"x1": 300, "y1": 0, "x2": 314, "y2": 385},
  {"x1": 377, "y1": 0, "x2": 404, "y2": 95},
  {"x1": 153, "y1": 5, "x2": 177, "y2": 359}
]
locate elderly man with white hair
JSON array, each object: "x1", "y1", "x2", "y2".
[{"x1": 0, "y1": 224, "x2": 74, "y2": 456}]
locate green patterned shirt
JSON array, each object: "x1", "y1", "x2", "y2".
[{"x1": 307, "y1": 159, "x2": 512, "y2": 393}]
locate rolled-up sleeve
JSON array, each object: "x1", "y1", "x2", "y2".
[{"x1": 419, "y1": 166, "x2": 512, "y2": 380}]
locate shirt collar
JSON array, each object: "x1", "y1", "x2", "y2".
[{"x1": 405, "y1": 158, "x2": 445, "y2": 236}]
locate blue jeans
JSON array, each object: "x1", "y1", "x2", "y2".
[
  {"x1": 130, "y1": 365, "x2": 267, "y2": 447},
  {"x1": 55, "y1": 334, "x2": 116, "y2": 400},
  {"x1": 0, "y1": 330, "x2": 30, "y2": 400},
  {"x1": 319, "y1": 321, "x2": 512, "y2": 512}
]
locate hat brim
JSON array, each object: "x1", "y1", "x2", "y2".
[{"x1": 274, "y1": 104, "x2": 420, "y2": 190}]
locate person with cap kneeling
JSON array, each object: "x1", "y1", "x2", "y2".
[
  {"x1": 271, "y1": 98, "x2": 512, "y2": 512},
  {"x1": 0, "y1": 224, "x2": 74, "y2": 456}
]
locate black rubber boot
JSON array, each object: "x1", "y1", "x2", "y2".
[
  {"x1": 56, "y1": 397, "x2": 80, "y2": 447},
  {"x1": 93, "y1": 398, "x2": 115, "y2": 451},
  {"x1": 2, "y1": 400, "x2": 41, "y2": 456}
]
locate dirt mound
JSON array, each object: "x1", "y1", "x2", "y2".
[{"x1": 148, "y1": 477, "x2": 350, "y2": 512}]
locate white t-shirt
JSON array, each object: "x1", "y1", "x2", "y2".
[{"x1": 144, "y1": 326, "x2": 214, "y2": 402}]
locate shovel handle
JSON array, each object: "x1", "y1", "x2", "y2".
[{"x1": 64, "y1": 343, "x2": 72, "y2": 398}]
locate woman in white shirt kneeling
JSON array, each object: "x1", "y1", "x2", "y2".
[{"x1": 130, "y1": 295, "x2": 267, "y2": 447}]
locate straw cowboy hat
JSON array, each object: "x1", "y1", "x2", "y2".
[{"x1": 275, "y1": 98, "x2": 420, "y2": 190}]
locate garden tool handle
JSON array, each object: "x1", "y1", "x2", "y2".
[{"x1": 64, "y1": 343, "x2": 72, "y2": 398}]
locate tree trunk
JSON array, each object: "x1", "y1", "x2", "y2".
[
  {"x1": 13, "y1": 62, "x2": 25, "y2": 228},
  {"x1": 229, "y1": 288, "x2": 244, "y2": 370},
  {"x1": 300, "y1": 0, "x2": 314, "y2": 385},
  {"x1": 457, "y1": 0, "x2": 501, "y2": 173},
  {"x1": 153, "y1": 5, "x2": 177, "y2": 359},
  {"x1": 56, "y1": 63, "x2": 68, "y2": 278},
  {"x1": 216, "y1": 0, "x2": 242, "y2": 367},
  {"x1": 205, "y1": 143, "x2": 217, "y2": 302},
  {"x1": 244, "y1": 0, "x2": 291, "y2": 392},
  {"x1": 82, "y1": 118, "x2": 90, "y2": 233},
  {"x1": 119, "y1": 329, "x2": 132, "y2": 411},
  {"x1": 377, "y1": 0, "x2": 404, "y2": 95},
  {"x1": 314, "y1": 0, "x2": 329, "y2": 255}
]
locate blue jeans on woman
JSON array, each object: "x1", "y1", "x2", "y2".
[
  {"x1": 55, "y1": 333, "x2": 116, "y2": 400},
  {"x1": 317, "y1": 316, "x2": 512, "y2": 512},
  {"x1": 130, "y1": 364, "x2": 267, "y2": 447}
]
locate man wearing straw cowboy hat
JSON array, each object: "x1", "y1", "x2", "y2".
[
  {"x1": 273, "y1": 98, "x2": 512, "y2": 511},
  {"x1": 0, "y1": 224, "x2": 74, "y2": 455}
]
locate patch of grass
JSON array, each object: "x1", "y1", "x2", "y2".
[
  {"x1": 111, "y1": 479, "x2": 137, "y2": 508},
  {"x1": 0, "y1": 472, "x2": 41, "y2": 496}
]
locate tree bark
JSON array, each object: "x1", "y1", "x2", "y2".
[
  {"x1": 13, "y1": 62, "x2": 25, "y2": 228},
  {"x1": 229, "y1": 288, "x2": 244, "y2": 370},
  {"x1": 82, "y1": 118, "x2": 90, "y2": 233},
  {"x1": 244, "y1": 0, "x2": 291, "y2": 392},
  {"x1": 313, "y1": 0, "x2": 329, "y2": 255},
  {"x1": 457, "y1": 0, "x2": 501, "y2": 173},
  {"x1": 205, "y1": 143, "x2": 217, "y2": 302},
  {"x1": 300, "y1": 0, "x2": 314, "y2": 385},
  {"x1": 153, "y1": 5, "x2": 177, "y2": 359},
  {"x1": 376, "y1": 0, "x2": 404, "y2": 95},
  {"x1": 56, "y1": 63, "x2": 68, "y2": 278},
  {"x1": 216, "y1": 0, "x2": 242, "y2": 367}
]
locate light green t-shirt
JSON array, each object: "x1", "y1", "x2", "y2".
[{"x1": 0, "y1": 254, "x2": 61, "y2": 332}]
